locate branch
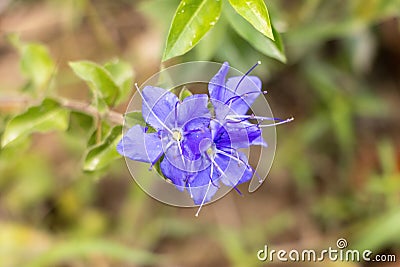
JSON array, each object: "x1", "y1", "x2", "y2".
[
  {"x1": 0, "y1": 96, "x2": 124, "y2": 125},
  {"x1": 60, "y1": 98, "x2": 123, "y2": 125}
]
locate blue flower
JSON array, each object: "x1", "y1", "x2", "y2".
[
  {"x1": 117, "y1": 62, "x2": 292, "y2": 215},
  {"x1": 117, "y1": 85, "x2": 211, "y2": 188},
  {"x1": 208, "y1": 61, "x2": 267, "y2": 148},
  {"x1": 176, "y1": 62, "x2": 270, "y2": 214}
]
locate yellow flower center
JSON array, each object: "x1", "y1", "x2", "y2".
[
  {"x1": 172, "y1": 130, "x2": 182, "y2": 141},
  {"x1": 206, "y1": 147, "x2": 214, "y2": 156}
]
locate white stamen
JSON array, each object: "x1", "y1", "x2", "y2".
[
  {"x1": 258, "y1": 117, "x2": 294, "y2": 127},
  {"x1": 226, "y1": 115, "x2": 294, "y2": 127},
  {"x1": 226, "y1": 115, "x2": 279, "y2": 121},
  {"x1": 188, "y1": 183, "x2": 193, "y2": 198},
  {"x1": 177, "y1": 140, "x2": 186, "y2": 168},
  {"x1": 218, "y1": 149, "x2": 263, "y2": 183},
  {"x1": 216, "y1": 149, "x2": 248, "y2": 167},
  {"x1": 195, "y1": 181, "x2": 212, "y2": 217},
  {"x1": 208, "y1": 156, "x2": 229, "y2": 181},
  {"x1": 135, "y1": 83, "x2": 174, "y2": 135},
  {"x1": 164, "y1": 140, "x2": 175, "y2": 154}
]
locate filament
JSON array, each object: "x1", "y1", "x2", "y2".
[
  {"x1": 135, "y1": 83, "x2": 174, "y2": 135},
  {"x1": 234, "y1": 61, "x2": 261, "y2": 93},
  {"x1": 195, "y1": 181, "x2": 212, "y2": 217},
  {"x1": 225, "y1": 90, "x2": 268, "y2": 106}
]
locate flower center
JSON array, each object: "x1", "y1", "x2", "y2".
[
  {"x1": 172, "y1": 130, "x2": 182, "y2": 141},
  {"x1": 206, "y1": 147, "x2": 214, "y2": 156},
  {"x1": 206, "y1": 144, "x2": 216, "y2": 159}
]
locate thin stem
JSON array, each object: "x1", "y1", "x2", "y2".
[
  {"x1": 0, "y1": 96, "x2": 124, "y2": 125},
  {"x1": 96, "y1": 116, "x2": 102, "y2": 144}
]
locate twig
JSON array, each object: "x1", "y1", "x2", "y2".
[{"x1": 0, "y1": 96, "x2": 124, "y2": 125}]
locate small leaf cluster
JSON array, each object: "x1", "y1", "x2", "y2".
[
  {"x1": 162, "y1": 0, "x2": 285, "y2": 63},
  {"x1": 1, "y1": 38, "x2": 134, "y2": 173}
]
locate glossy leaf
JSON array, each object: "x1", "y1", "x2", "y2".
[
  {"x1": 69, "y1": 61, "x2": 119, "y2": 106},
  {"x1": 83, "y1": 125, "x2": 122, "y2": 171},
  {"x1": 228, "y1": 0, "x2": 274, "y2": 40},
  {"x1": 104, "y1": 59, "x2": 134, "y2": 105},
  {"x1": 21, "y1": 44, "x2": 55, "y2": 90},
  {"x1": 1, "y1": 99, "x2": 69, "y2": 147},
  {"x1": 224, "y1": 5, "x2": 286, "y2": 63},
  {"x1": 194, "y1": 15, "x2": 227, "y2": 60},
  {"x1": 162, "y1": 0, "x2": 222, "y2": 61}
]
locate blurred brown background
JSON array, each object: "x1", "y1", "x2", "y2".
[{"x1": 0, "y1": 0, "x2": 399, "y2": 266}]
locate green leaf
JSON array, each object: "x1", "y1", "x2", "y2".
[
  {"x1": 1, "y1": 99, "x2": 70, "y2": 148},
  {"x1": 178, "y1": 86, "x2": 193, "y2": 101},
  {"x1": 153, "y1": 157, "x2": 166, "y2": 179},
  {"x1": 69, "y1": 61, "x2": 119, "y2": 106},
  {"x1": 125, "y1": 112, "x2": 156, "y2": 133},
  {"x1": 224, "y1": 4, "x2": 286, "y2": 63},
  {"x1": 21, "y1": 44, "x2": 55, "y2": 90},
  {"x1": 162, "y1": 0, "x2": 222, "y2": 61},
  {"x1": 87, "y1": 121, "x2": 111, "y2": 148},
  {"x1": 26, "y1": 238, "x2": 160, "y2": 267},
  {"x1": 104, "y1": 59, "x2": 134, "y2": 105},
  {"x1": 353, "y1": 208, "x2": 400, "y2": 251},
  {"x1": 83, "y1": 125, "x2": 122, "y2": 171},
  {"x1": 68, "y1": 111, "x2": 94, "y2": 138},
  {"x1": 194, "y1": 15, "x2": 227, "y2": 60},
  {"x1": 228, "y1": 0, "x2": 274, "y2": 40},
  {"x1": 125, "y1": 111, "x2": 147, "y2": 128}
]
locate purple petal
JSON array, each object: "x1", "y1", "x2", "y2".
[
  {"x1": 211, "y1": 100, "x2": 233, "y2": 121},
  {"x1": 208, "y1": 62, "x2": 230, "y2": 102},
  {"x1": 188, "y1": 166, "x2": 219, "y2": 205},
  {"x1": 179, "y1": 94, "x2": 211, "y2": 125},
  {"x1": 163, "y1": 145, "x2": 187, "y2": 171},
  {"x1": 214, "y1": 152, "x2": 253, "y2": 187},
  {"x1": 160, "y1": 157, "x2": 188, "y2": 191},
  {"x1": 166, "y1": 94, "x2": 211, "y2": 127},
  {"x1": 181, "y1": 117, "x2": 212, "y2": 160},
  {"x1": 245, "y1": 124, "x2": 267, "y2": 147},
  {"x1": 117, "y1": 125, "x2": 163, "y2": 163},
  {"x1": 225, "y1": 76, "x2": 262, "y2": 115},
  {"x1": 210, "y1": 120, "x2": 252, "y2": 149},
  {"x1": 211, "y1": 120, "x2": 266, "y2": 149},
  {"x1": 141, "y1": 86, "x2": 178, "y2": 130}
]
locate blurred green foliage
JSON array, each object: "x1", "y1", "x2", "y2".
[{"x1": 0, "y1": 0, "x2": 399, "y2": 266}]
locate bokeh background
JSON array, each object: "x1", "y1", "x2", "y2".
[{"x1": 0, "y1": 0, "x2": 399, "y2": 266}]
